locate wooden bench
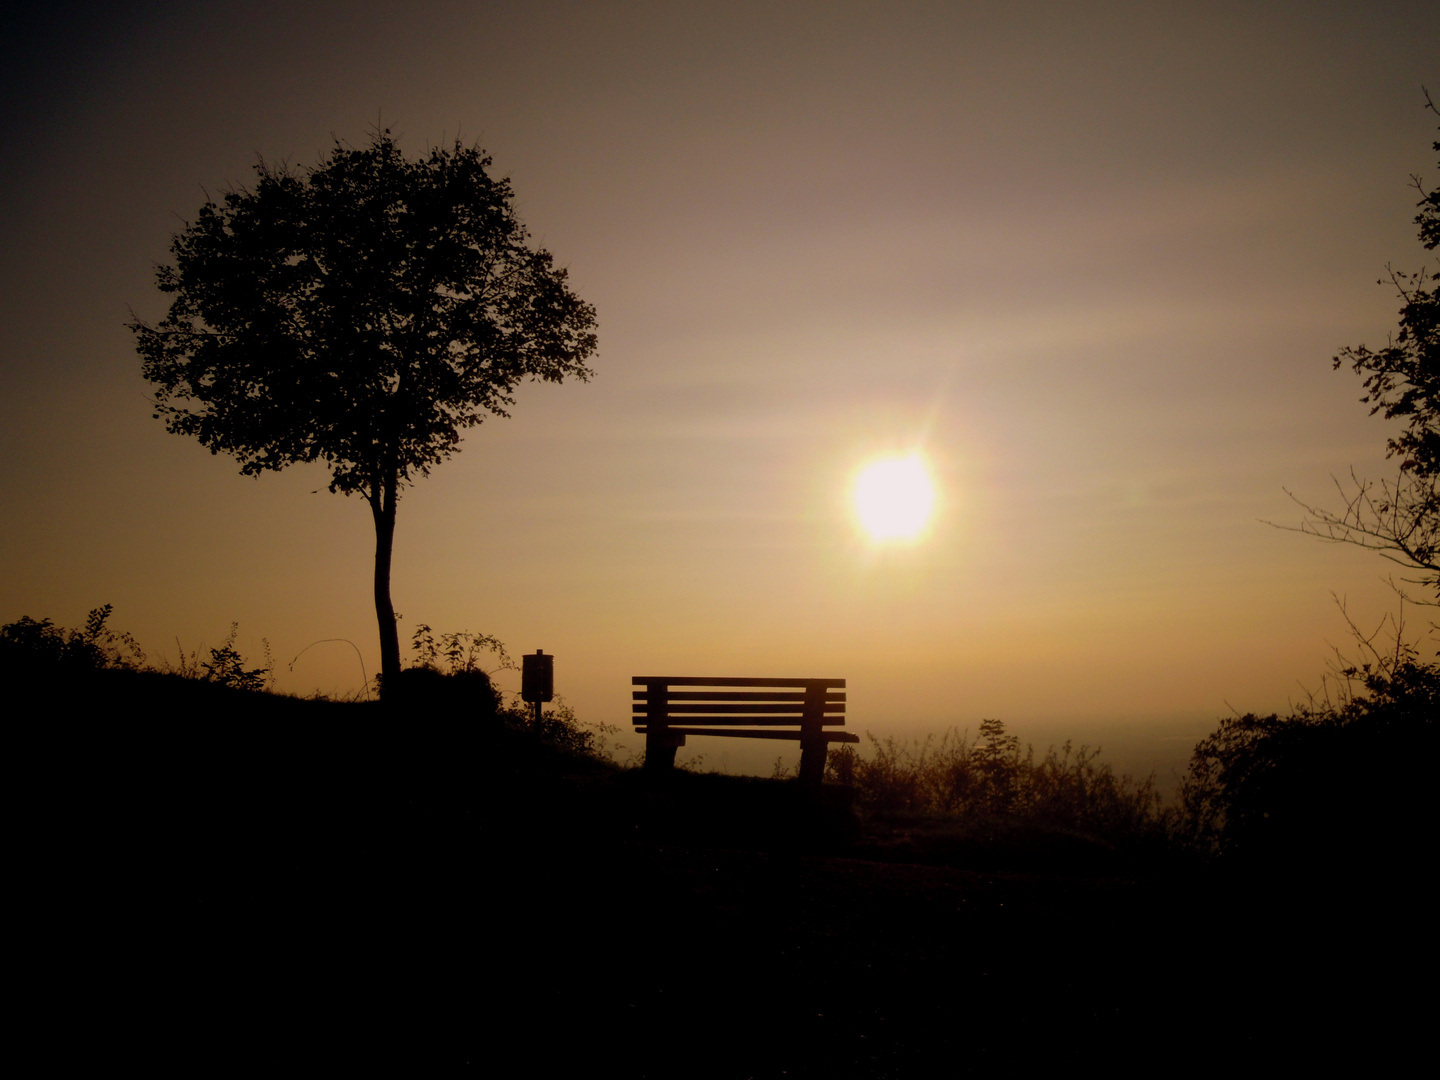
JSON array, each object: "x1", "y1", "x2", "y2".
[{"x1": 632, "y1": 676, "x2": 858, "y2": 784}]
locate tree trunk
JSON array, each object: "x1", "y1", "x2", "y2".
[{"x1": 370, "y1": 470, "x2": 402, "y2": 698}]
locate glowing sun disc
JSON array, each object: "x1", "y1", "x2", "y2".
[{"x1": 852, "y1": 454, "x2": 936, "y2": 542}]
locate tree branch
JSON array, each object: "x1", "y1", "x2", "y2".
[{"x1": 1267, "y1": 467, "x2": 1440, "y2": 604}]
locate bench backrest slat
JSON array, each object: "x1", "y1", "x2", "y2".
[
  {"x1": 632, "y1": 677, "x2": 847, "y2": 732},
  {"x1": 650, "y1": 704, "x2": 844, "y2": 715},
  {"x1": 630, "y1": 696, "x2": 840, "y2": 705}
]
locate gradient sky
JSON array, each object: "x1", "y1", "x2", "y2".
[{"x1": 3, "y1": 2, "x2": 1437, "y2": 777}]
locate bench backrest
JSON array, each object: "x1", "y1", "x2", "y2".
[{"x1": 632, "y1": 677, "x2": 846, "y2": 737}]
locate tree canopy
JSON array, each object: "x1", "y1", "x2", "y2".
[
  {"x1": 132, "y1": 131, "x2": 599, "y2": 691},
  {"x1": 1289, "y1": 94, "x2": 1440, "y2": 601},
  {"x1": 1339, "y1": 92, "x2": 1440, "y2": 480}
]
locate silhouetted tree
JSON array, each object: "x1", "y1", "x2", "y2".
[
  {"x1": 1288, "y1": 92, "x2": 1440, "y2": 600},
  {"x1": 131, "y1": 131, "x2": 598, "y2": 693}
]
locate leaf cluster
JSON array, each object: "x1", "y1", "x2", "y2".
[
  {"x1": 1284, "y1": 93, "x2": 1440, "y2": 600},
  {"x1": 1338, "y1": 91, "x2": 1440, "y2": 480},
  {"x1": 131, "y1": 130, "x2": 598, "y2": 505}
]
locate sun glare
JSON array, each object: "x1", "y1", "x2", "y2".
[{"x1": 852, "y1": 453, "x2": 937, "y2": 543}]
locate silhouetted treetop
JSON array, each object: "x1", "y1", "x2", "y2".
[
  {"x1": 1286, "y1": 94, "x2": 1440, "y2": 600},
  {"x1": 1336, "y1": 91, "x2": 1440, "y2": 480},
  {"x1": 134, "y1": 130, "x2": 597, "y2": 492}
]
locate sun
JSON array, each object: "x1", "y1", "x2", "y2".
[{"x1": 851, "y1": 453, "x2": 937, "y2": 543}]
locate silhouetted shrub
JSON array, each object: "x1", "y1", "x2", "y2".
[
  {"x1": 499, "y1": 697, "x2": 618, "y2": 761},
  {"x1": 197, "y1": 622, "x2": 273, "y2": 690},
  {"x1": 399, "y1": 623, "x2": 615, "y2": 760},
  {"x1": 827, "y1": 718, "x2": 1167, "y2": 847},
  {"x1": 1179, "y1": 660, "x2": 1437, "y2": 868},
  {"x1": 2, "y1": 606, "x2": 284, "y2": 697},
  {"x1": 408, "y1": 624, "x2": 514, "y2": 677},
  {"x1": 0, "y1": 604, "x2": 144, "y2": 676},
  {"x1": 386, "y1": 664, "x2": 503, "y2": 718}
]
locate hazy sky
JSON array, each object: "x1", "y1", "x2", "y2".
[{"x1": 3, "y1": 2, "x2": 1437, "y2": 774}]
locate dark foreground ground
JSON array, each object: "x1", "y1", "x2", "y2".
[{"x1": 19, "y1": 672, "x2": 1431, "y2": 1075}]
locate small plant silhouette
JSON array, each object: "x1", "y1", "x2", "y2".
[
  {"x1": 200, "y1": 622, "x2": 273, "y2": 691},
  {"x1": 410, "y1": 624, "x2": 515, "y2": 675}
]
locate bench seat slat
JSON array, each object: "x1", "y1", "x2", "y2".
[
  {"x1": 634, "y1": 703, "x2": 844, "y2": 716},
  {"x1": 632, "y1": 676, "x2": 845, "y2": 688},
  {"x1": 636, "y1": 726, "x2": 860, "y2": 743},
  {"x1": 632, "y1": 714, "x2": 847, "y2": 727}
]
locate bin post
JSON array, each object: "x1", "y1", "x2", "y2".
[{"x1": 521, "y1": 649, "x2": 554, "y2": 723}]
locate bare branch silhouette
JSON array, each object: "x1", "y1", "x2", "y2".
[{"x1": 1270, "y1": 467, "x2": 1440, "y2": 603}]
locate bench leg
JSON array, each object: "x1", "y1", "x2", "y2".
[
  {"x1": 645, "y1": 732, "x2": 679, "y2": 772},
  {"x1": 798, "y1": 740, "x2": 826, "y2": 786}
]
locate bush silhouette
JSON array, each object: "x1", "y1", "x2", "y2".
[
  {"x1": 1180, "y1": 660, "x2": 1437, "y2": 869},
  {"x1": 826, "y1": 718, "x2": 1167, "y2": 854},
  {"x1": 0, "y1": 604, "x2": 144, "y2": 676},
  {"x1": 386, "y1": 664, "x2": 502, "y2": 718}
]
